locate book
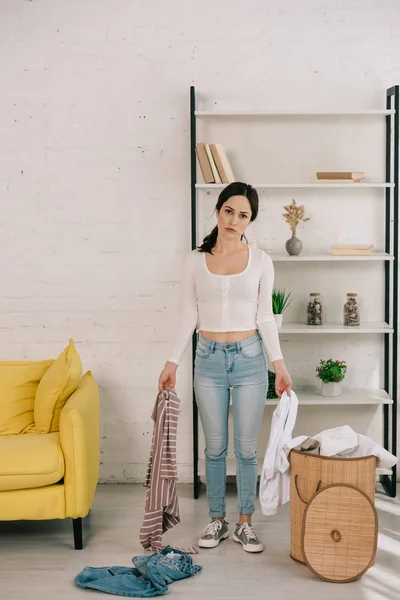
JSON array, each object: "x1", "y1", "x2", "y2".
[
  {"x1": 317, "y1": 180, "x2": 365, "y2": 184},
  {"x1": 195, "y1": 143, "x2": 214, "y2": 183},
  {"x1": 332, "y1": 249, "x2": 372, "y2": 256},
  {"x1": 332, "y1": 244, "x2": 374, "y2": 250},
  {"x1": 212, "y1": 143, "x2": 235, "y2": 183},
  {"x1": 317, "y1": 171, "x2": 365, "y2": 182},
  {"x1": 209, "y1": 144, "x2": 228, "y2": 183},
  {"x1": 205, "y1": 144, "x2": 221, "y2": 183},
  {"x1": 331, "y1": 244, "x2": 374, "y2": 256}
]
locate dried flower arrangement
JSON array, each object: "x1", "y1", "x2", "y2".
[{"x1": 283, "y1": 199, "x2": 310, "y2": 234}]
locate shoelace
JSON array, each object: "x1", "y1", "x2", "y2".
[
  {"x1": 239, "y1": 523, "x2": 258, "y2": 542},
  {"x1": 203, "y1": 520, "x2": 222, "y2": 537}
]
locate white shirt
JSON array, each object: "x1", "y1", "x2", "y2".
[
  {"x1": 259, "y1": 390, "x2": 299, "y2": 516},
  {"x1": 168, "y1": 246, "x2": 283, "y2": 365}
]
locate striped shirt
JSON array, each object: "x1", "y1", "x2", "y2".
[{"x1": 139, "y1": 388, "x2": 196, "y2": 553}]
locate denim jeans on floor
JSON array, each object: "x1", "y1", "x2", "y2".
[
  {"x1": 75, "y1": 548, "x2": 202, "y2": 597},
  {"x1": 194, "y1": 331, "x2": 268, "y2": 517}
]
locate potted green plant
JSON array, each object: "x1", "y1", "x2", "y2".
[
  {"x1": 316, "y1": 359, "x2": 347, "y2": 397},
  {"x1": 272, "y1": 288, "x2": 293, "y2": 328}
]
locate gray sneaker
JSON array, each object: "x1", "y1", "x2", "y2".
[
  {"x1": 233, "y1": 523, "x2": 264, "y2": 553},
  {"x1": 198, "y1": 520, "x2": 229, "y2": 548}
]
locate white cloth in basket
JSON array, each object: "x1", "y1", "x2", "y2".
[{"x1": 285, "y1": 425, "x2": 397, "y2": 470}]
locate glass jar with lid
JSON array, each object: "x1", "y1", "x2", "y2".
[
  {"x1": 307, "y1": 292, "x2": 323, "y2": 326},
  {"x1": 343, "y1": 293, "x2": 360, "y2": 326}
]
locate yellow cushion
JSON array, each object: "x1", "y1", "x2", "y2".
[
  {"x1": 34, "y1": 340, "x2": 82, "y2": 433},
  {"x1": 0, "y1": 432, "x2": 64, "y2": 491},
  {"x1": 0, "y1": 360, "x2": 54, "y2": 435}
]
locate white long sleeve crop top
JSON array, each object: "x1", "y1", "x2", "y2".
[{"x1": 168, "y1": 246, "x2": 283, "y2": 366}]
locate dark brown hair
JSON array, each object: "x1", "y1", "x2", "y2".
[{"x1": 197, "y1": 182, "x2": 259, "y2": 253}]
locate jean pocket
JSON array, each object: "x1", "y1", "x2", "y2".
[
  {"x1": 195, "y1": 343, "x2": 211, "y2": 359},
  {"x1": 240, "y1": 340, "x2": 263, "y2": 359}
]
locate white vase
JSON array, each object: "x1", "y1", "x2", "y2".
[
  {"x1": 320, "y1": 382, "x2": 343, "y2": 397},
  {"x1": 274, "y1": 313, "x2": 283, "y2": 328}
]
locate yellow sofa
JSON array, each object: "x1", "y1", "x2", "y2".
[{"x1": 0, "y1": 340, "x2": 100, "y2": 549}]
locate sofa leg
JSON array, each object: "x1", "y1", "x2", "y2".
[{"x1": 73, "y1": 518, "x2": 83, "y2": 550}]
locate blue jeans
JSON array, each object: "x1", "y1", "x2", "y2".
[
  {"x1": 194, "y1": 332, "x2": 268, "y2": 517},
  {"x1": 75, "y1": 548, "x2": 202, "y2": 597}
]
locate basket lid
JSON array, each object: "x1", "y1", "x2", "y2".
[{"x1": 302, "y1": 484, "x2": 377, "y2": 583}]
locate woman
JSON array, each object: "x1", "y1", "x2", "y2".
[{"x1": 158, "y1": 182, "x2": 292, "y2": 553}]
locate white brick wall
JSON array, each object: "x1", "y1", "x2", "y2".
[{"x1": 0, "y1": 0, "x2": 399, "y2": 483}]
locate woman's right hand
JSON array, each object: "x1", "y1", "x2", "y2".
[{"x1": 158, "y1": 361, "x2": 178, "y2": 392}]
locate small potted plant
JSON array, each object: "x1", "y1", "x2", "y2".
[
  {"x1": 316, "y1": 359, "x2": 347, "y2": 397},
  {"x1": 272, "y1": 288, "x2": 293, "y2": 328},
  {"x1": 283, "y1": 199, "x2": 310, "y2": 256}
]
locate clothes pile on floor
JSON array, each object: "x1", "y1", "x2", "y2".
[{"x1": 75, "y1": 547, "x2": 202, "y2": 598}]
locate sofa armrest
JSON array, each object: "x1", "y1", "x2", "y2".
[{"x1": 59, "y1": 371, "x2": 100, "y2": 518}]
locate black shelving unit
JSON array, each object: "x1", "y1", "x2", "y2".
[
  {"x1": 190, "y1": 85, "x2": 399, "y2": 500},
  {"x1": 382, "y1": 85, "x2": 399, "y2": 497}
]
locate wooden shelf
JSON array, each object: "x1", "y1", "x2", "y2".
[
  {"x1": 269, "y1": 252, "x2": 394, "y2": 262},
  {"x1": 196, "y1": 182, "x2": 394, "y2": 189},
  {"x1": 278, "y1": 322, "x2": 393, "y2": 334},
  {"x1": 195, "y1": 109, "x2": 395, "y2": 117}
]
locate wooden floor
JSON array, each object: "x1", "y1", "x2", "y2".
[{"x1": 0, "y1": 483, "x2": 399, "y2": 599}]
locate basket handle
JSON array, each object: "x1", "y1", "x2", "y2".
[{"x1": 294, "y1": 475, "x2": 322, "y2": 504}]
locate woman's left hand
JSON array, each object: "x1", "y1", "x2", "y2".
[{"x1": 274, "y1": 365, "x2": 292, "y2": 398}]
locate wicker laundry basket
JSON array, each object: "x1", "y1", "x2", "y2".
[{"x1": 289, "y1": 450, "x2": 378, "y2": 583}]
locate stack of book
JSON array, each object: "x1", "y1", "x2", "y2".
[
  {"x1": 195, "y1": 143, "x2": 235, "y2": 184},
  {"x1": 316, "y1": 171, "x2": 365, "y2": 183},
  {"x1": 331, "y1": 244, "x2": 374, "y2": 256}
]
